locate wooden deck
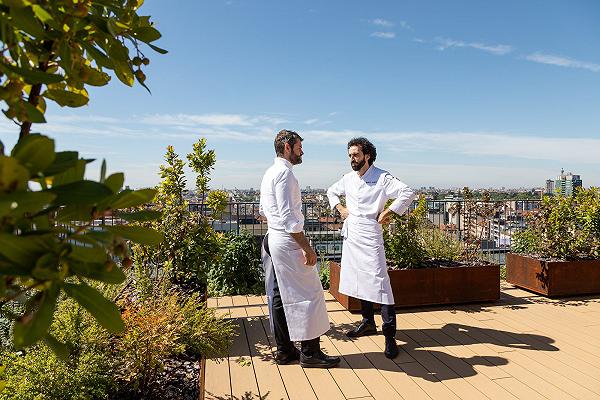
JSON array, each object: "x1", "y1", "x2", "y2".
[{"x1": 204, "y1": 283, "x2": 600, "y2": 400}]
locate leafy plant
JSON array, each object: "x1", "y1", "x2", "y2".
[
  {"x1": 384, "y1": 195, "x2": 428, "y2": 268},
  {"x1": 0, "y1": 298, "x2": 114, "y2": 400},
  {"x1": 318, "y1": 258, "x2": 330, "y2": 290},
  {"x1": 207, "y1": 231, "x2": 263, "y2": 296},
  {"x1": 0, "y1": 0, "x2": 166, "y2": 352},
  {"x1": 512, "y1": 187, "x2": 600, "y2": 260},
  {"x1": 420, "y1": 227, "x2": 462, "y2": 261},
  {"x1": 207, "y1": 189, "x2": 229, "y2": 221}
]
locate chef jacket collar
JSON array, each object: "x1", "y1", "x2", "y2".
[{"x1": 275, "y1": 157, "x2": 293, "y2": 169}]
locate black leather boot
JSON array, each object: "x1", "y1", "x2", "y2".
[
  {"x1": 346, "y1": 320, "x2": 377, "y2": 338},
  {"x1": 382, "y1": 325, "x2": 398, "y2": 359},
  {"x1": 275, "y1": 346, "x2": 300, "y2": 365},
  {"x1": 300, "y1": 350, "x2": 341, "y2": 368}
]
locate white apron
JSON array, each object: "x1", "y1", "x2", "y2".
[
  {"x1": 262, "y1": 229, "x2": 330, "y2": 341},
  {"x1": 339, "y1": 215, "x2": 395, "y2": 305}
]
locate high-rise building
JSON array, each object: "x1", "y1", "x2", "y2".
[
  {"x1": 545, "y1": 179, "x2": 554, "y2": 195},
  {"x1": 553, "y1": 169, "x2": 582, "y2": 196}
]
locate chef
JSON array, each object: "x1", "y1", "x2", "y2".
[
  {"x1": 327, "y1": 137, "x2": 416, "y2": 359},
  {"x1": 260, "y1": 129, "x2": 340, "y2": 369}
]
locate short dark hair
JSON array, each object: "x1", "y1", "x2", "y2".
[
  {"x1": 348, "y1": 137, "x2": 376, "y2": 165},
  {"x1": 274, "y1": 129, "x2": 303, "y2": 156}
]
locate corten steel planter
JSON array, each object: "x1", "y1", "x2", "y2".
[
  {"x1": 506, "y1": 253, "x2": 600, "y2": 297},
  {"x1": 328, "y1": 261, "x2": 500, "y2": 311}
]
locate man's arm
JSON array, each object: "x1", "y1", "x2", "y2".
[
  {"x1": 378, "y1": 174, "x2": 417, "y2": 224},
  {"x1": 290, "y1": 232, "x2": 317, "y2": 266},
  {"x1": 327, "y1": 176, "x2": 348, "y2": 219}
]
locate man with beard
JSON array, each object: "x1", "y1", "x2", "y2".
[
  {"x1": 327, "y1": 137, "x2": 416, "y2": 359},
  {"x1": 260, "y1": 129, "x2": 340, "y2": 368}
]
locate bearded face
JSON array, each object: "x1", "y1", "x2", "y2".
[{"x1": 351, "y1": 157, "x2": 365, "y2": 171}]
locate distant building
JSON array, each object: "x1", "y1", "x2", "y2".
[
  {"x1": 553, "y1": 169, "x2": 582, "y2": 196},
  {"x1": 545, "y1": 179, "x2": 554, "y2": 196}
]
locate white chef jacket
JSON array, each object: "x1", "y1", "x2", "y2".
[
  {"x1": 327, "y1": 165, "x2": 416, "y2": 304},
  {"x1": 259, "y1": 157, "x2": 330, "y2": 341}
]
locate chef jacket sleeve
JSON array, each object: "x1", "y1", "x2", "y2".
[
  {"x1": 274, "y1": 170, "x2": 304, "y2": 233},
  {"x1": 326, "y1": 176, "x2": 345, "y2": 210},
  {"x1": 384, "y1": 174, "x2": 417, "y2": 215}
]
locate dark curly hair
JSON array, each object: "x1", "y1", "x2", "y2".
[
  {"x1": 274, "y1": 129, "x2": 303, "y2": 156},
  {"x1": 347, "y1": 137, "x2": 376, "y2": 166}
]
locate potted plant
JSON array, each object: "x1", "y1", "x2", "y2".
[
  {"x1": 507, "y1": 187, "x2": 600, "y2": 297},
  {"x1": 329, "y1": 193, "x2": 501, "y2": 311}
]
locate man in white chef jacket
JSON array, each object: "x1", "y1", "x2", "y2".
[
  {"x1": 260, "y1": 129, "x2": 340, "y2": 368},
  {"x1": 327, "y1": 137, "x2": 416, "y2": 359}
]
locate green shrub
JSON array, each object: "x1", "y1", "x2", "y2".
[
  {"x1": 420, "y1": 228, "x2": 462, "y2": 261},
  {"x1": 0, "y1": 299, "x2": 113, "y2": 400},
  {"x1": 207, "y1": 231, "x2": 264, "y2": 296},
  {"x1": 319, "y1": 260, "x2": 330, "y2": 290},
  {"x1": 512, "y1": 188, "x2": 600, "y2": 259}
]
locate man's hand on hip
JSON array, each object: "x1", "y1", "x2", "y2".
[
  {"x1": 378, "y1": 208, "x2": 394, "y2": 225},
  {"x1": 336, "y1": 204, "x2": 349, "y2": 220}
]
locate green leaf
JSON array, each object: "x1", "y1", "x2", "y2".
[
  {"x1": 31, "y1": 253, "x2": 59, "y2": 280},
  {"x1": 132, "y1": 26, "x2": 161, "y2": 42},
  {"x1": 69, "y1": 244, "x2": 108, "y2": 263},
  {"x1": 43, "y1": 88, "x2": 89, "y2": 107},
  {"x1": 43, "y1": 151, "x2": 79, "y2": 176},
  {"x1": 111, "y1": 59, "x2": 134, "y2": 86},
  {"x1": 107, "y1": 40, "x2": 129, "y2": 62},
  {"x1": 11, "y1": 134, "x2": 56, "y2": 175},
  {"x1": 31, "y1": 4, "x2": 53, "y2": 24},
  {"x1": 51, "y1": 159, "x2": 87, "y2": 187},
  {"x1": 0, "y1": 232, "x2": 47, "y2": 267},
  {"x1": 82, "y1": 66, "x2": 111, "y2": 86},
  {"x1": 104, "y1": 173, "x2": 124, "y2": 193},
  {"x1": 48, "y1": 180, "x2": 113, "y2": 205},
  {"x1": 9, "y1": 6, "x2": 45, "y2": 38},
  {"x1": 43, "y1": 334, "x2": 69, "y2": 361},
  {"x1": 110, "y1": 188, "x2": 156, "y2": 209},
  {"x1": 55, "y1": 205, "x2": 94, "y2": 222},
  {"x1": 100, "y1": 159, "x2": 107, "y2": 182},
  {"x1": 13, "y1": 282, "x2": 60, "y2": 348},
  {"x1": 148, "y1": 42, "x2": 168, "y2": 54},
  {"x1": 0, "y1": 62, "x2": 63, "y2": 85},
  {"x1": 0, "y1": 191, "x2": 56, "y2": 218},
  {"x1": 70, "y1": 260, "x2": 126, "y2": 284},
  {"x1": 107, "y1": 18, "x2": 129, "y2": 36},
  {"x1": 21, "y1": 101, "x2": 46, "y2": 123},
  {"x1": 105, "y1": 225, "x2": 163, "y2": 246},
  {"x1": 118, "y1": 210, "x2": 161, "y2": 222},
  {"x1": 81, "y1": 43, "x2": 112, "y2": 69},
  {"x1": 0, "y1": 156, "x2": 29, "y2": 193},
  {"x1": 63, "y1": 282, "x2": 124, "y2": 333}
]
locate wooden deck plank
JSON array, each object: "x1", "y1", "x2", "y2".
[
  {"x1": 207, "y1": 297, "x2": 218, "y2": 308},
  {"x1": 229, "y1": 315, "x2": 261, "y2": 400},
  {"x1": 244, "y1": 317, "x2": 289, "y2": 400},
  {"x1": 258, "y1": 306, "x2": 318, "y2": 400},
  {"x1": 231, "y1": 295, "x2": 249, "y2": 307},
  {"x1": 203, "y1": 287, "x2": 600, "y2": 400},
  {"x1": 204, "y1": 357, "x2": 231, "y2": 400}
]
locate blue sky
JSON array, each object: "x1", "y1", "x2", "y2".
[{"x1": 2, "y1": 0, "x2": 600, "y2": 189}]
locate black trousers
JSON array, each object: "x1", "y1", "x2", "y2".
[
  {"x1": 360, "y1": 299, "x2": 397, "y2": 338},
  {"x1": 264, "y1": 234, "x2": 320, "y2": 356}
]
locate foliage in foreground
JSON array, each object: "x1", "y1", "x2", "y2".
[
  {"x1": 0, "y1": 0, "x2": 166, "y2": 351},
  {"x1": 1, "y1": 284, "x2": 235, "y2": 400}
]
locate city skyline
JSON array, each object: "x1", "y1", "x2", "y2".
[{"x1": 1, "y1": 1, "x2": 599, "y2": 189}]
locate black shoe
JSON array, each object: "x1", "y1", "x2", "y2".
[
  {"x1": 300, "y1": 350, "x2": 341, "y2": 368},
  {"x1": 275, "y1": 347, "x2": 300, "y2": 365},
  {"x1": 346, "y1": 321, "x2": 377, "y2": 338},
  {"x1": 384, "y1": 336, "x2": 399, "y2": 359}
]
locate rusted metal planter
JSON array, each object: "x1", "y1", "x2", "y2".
[
  {"x1": 328, "y1": 261, "x2": 500, "y2": 311},
  {"x1": 506, "y1": 253, "x2": 600, "y2": 297}
]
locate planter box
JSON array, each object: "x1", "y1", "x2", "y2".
[
  {"x1": 506, "y1": 253, "x2": 600, "y2": 297},
  {"x1": 328, "y1": 261, "x2": 500, "y2": 311}
]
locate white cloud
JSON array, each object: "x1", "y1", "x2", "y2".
[
  {"x1": 304, "y1": 118, "x2": 320, "y2": 125},
  {"x1": 139, "y1": 113, "x2": 288, "y2": 127},
  {"x1": 525, "y1": 52, "x2": 600, "y2": 72},
  {"x1": 305, "y1": 129, "x2": 600, "y2": 165},
  {"x1": 371, "y1": 32, "x2": 396, "y2": 39},
  {"x1": 370, "y1": 18, "x2": 394, "y2": 27},
  {"x1": 398, "y1": 21, "x2": 411, "y2": 30},
  {"x1": 435, "y1": 37, "x2": 513, "y2": 55}
]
